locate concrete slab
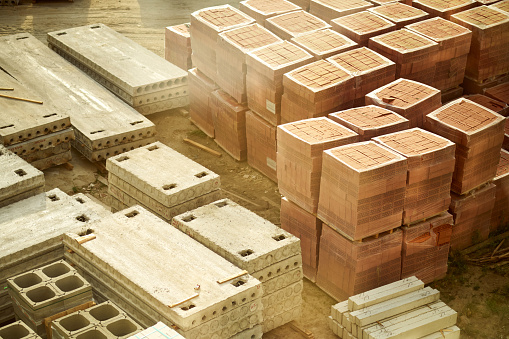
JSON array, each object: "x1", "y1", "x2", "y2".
[
  {"x1": 31, "y1": 149, "x2": 72, "y2": 171},
  {"x1": 6, "y1": 128, "x2": 74, "y2": 158},
  {"x1": 126, "y1": 322, "x2": 185, "y2": 339}
]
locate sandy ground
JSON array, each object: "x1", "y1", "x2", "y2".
[{"x1": 1, "y1": 1, "x2": 508, "y2": 338}]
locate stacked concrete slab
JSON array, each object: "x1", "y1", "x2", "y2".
[
  {"x1": 172, "y1": 199, "x2": 302, "y2": 333},
  {"x1": 412, "y1": 0, "x2": 476, "y2": 19},
  {"x1": 265, "y1": 10, "x2": 331, "y2": 40},
  {"x1": 64, "y1": 206, "x2": 264, "y2": 338},
  {"x1": 326, "y1": 47, "x2": 396, "y2": 106},
  {"x1": 366, "y1": 78, "x2": 441, "y2": 128},
  {"x1": 127, "y1": 322, "x2": 185, "y2": 339},
  {"x1": 245, "y1": 40, "x2": 314, "y2": 125},
  {"x1": 216, "y1": 23, "x2": 282, "y2": 103},
  {"x1": 368, "y1": 29, "x2": 439, "y2": 85},
  {"x1": 464, "y1": 94, "x2": 509, "y2": 117},
  {"x1": 277, "y1": 117, "x2": 358, "y2": 214},
  {"x1": 0, "y1": 321, "x2": 42, "y2": 339},
  {"x1": 239, "y1": 0, "x2": 300, "y2": 27},
  {"x1": 190, "y1": 5, "x2": 255, "y2": 82},
  {"x1": 165, "y1": 23, "x2": 192, "y2": 71},
  {"x1": 328, "y1": 277, "x2": 460, "y2": 339},
  {"x1": 425, "y1": 98, "x2": 506, "y2": 195},
  {"x1": 106, "y1": 142, "x2": 221, "y2": 221},
  {"x1": 246, "y1": 110, "x2": 278, "y2": 182},
  {"x1": 309, "y1": 0, "x2": 374, "y2": 24},
  {"x1": 330, "y1": 11, "x2": 396, "y2": 47},
  {"x1": 328, "y1": 106, "x2": 410, "y2": 141},
  {"x1": 368, "y1": 3, "x2": 429, "y2": 29},
  {"x1": 291, "y1": 29, "x2": 357, "y2": 61},
  {"x1": 0, "y1": 145, "x2": 44, "y2": 208},
  {"x1": 490, "y1": 149, "x2": 509, "y2": 233},
  {"x1": 7, "y1": 260, "x2": 93, "y2": 335},
  {"x1": 0, "y1": 33, "x2": 157, "y2": 163},
  {"x1": 373, "y1": 128, "x2": 456, "y2": 225},
  {"x1": 188, "y1": 68, "x2": 219, "y2": 138},
  {"x1": 281, "y1": 60, "x2": 355, "y2": 124}
]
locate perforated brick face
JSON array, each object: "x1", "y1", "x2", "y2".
[
  {"x1": 370, "y1": 3, "x2": 427, "y2": 20},
  {"x1": 492, "y1": 1, "x2": 509, "y2": 13},
  {"x1": 170, "y1": 24, "x2": 190, "y2": 37},
  {"x1": 287, "y1": 60, "x2": 351, "y2": 89},
  {"x1": 374, "y1": 79, "x2": 438, "y2": 108},
  {"x1": 453, "y1": 6, "x2": 508, "y2": 26},
  {"x1": 284, "y1": 118, "x2": 357, "y2": 143},
  {"x1": 415, "y1": 0, "x2": 473, "y2": 10},
  {"x1": 328, "y1": 47, "x2": 390, "y2": 72},
  {"x1": 408, "y1": 17, "x2": 471, "y2": 40},
  {"x1": 435, "y1": 100, "x2": 499, "y2": 132},
  {"x1": 372, "y1": 29, "x2": 435, "y2": 51},
  {"x1": 330, "y1": 142, "x2": 400, "y2": 169},
  {"x1": 316, "y1": 0, "x2": 371, "y2": 10},
  {"x1": 496, "y1": 149, "x2": 509, "y2": 177},
  {"x1": 243, "y1": 0, "x2": 300, "y2": 14}
]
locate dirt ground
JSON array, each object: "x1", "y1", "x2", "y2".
[{"x1": 1, "y1": 1, "x2": 508, "y2": 338}]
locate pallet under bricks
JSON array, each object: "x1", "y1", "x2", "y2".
[
  {"x1": 246, "y1": 110, "x2": 278, "y2": 182},
  {"x1": 330, "y1": 11, "x2": 396, "y2": 47},
  {"x1": 188, "y1": 68, "x2": 219, "y2": 138},
  {"x1": 328, "y1": 106, "x2": 410, "y2": 142},
  {"x1": 245, "y1": 40, "x2": 314, "y2": 125},
  {"x1": 309, "y1": 0, "x2": 374, "y2": 24},
  {"x1": 412, "y1": 0, "x2": 477, "y2": 19},
  {"x1": 464, "y1": 94, "x2": 509, "y2": 117},
  {"x1": 368, "y1": 3, "x2": 429, "y2": 29},
  {"x1": 425, "y1": 98, "x2": 506, "y2": 195},
  {"x1": 0, "y1": 321, "x2": 42, "y2": 339},
  {"x1": 291, "y1": 29, "x2": 358, "y2": 61},
  {"x1": 490, "y1": 149, "x2": 509, "y2": 233},
  {"x1": 165, "y1": 23, "x2": 192, "y2": 71},
  {"x1": 239, "y1": 0, "x2": 300, "y2": 27},
  {"x1": 172, "y1": 199, "x2": 302, "y2": 333},
  {"x1": 64, "y1": 206, "x2": 264, "y2": 339},
  {"x1": 265, "y1": 10, "x2": 332, "y2": 41},
  {"x1": 277, "y1": 117, "x2": 359, "y2": 214}
]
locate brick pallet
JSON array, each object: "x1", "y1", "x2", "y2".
[
  {"x1": 327, "y1": 47, "x2": 396, "y2": 106},
  {"x1": 365, "y1": 78, "x2": 441, "y2": 128},
  {"x1": 281, "y1": 60, "x2": 355, "y2": 124},
  {"x1": 425, "y1": 98, "x2": 506, "y2": 195},
  {"x1": 277, "y1": 117, "x2": 358, "y2": 214},
  {"x1": 484, "y1": 82, "x2": 509, "y2": 108},
  {"x1": 309, "y1": 0, "x2": 374, "y2": 24},
  {"x1": 265, "y1": 10, "x2": 331, "y2": 41},
  {"x1": 490, "y1": 149, "x2": 509, "y2": 233},
  {"x1": 172, "y1": 199, "x2": 302, "y2": 333},
  {"x1": 246, "y1": 41, "x2": 314, "y2": 125},
  {"x1": 239, "y1": 0, "x2": 300, "y2": 27},
  {"x1": 368, "y1": 29, "x2": 439, "y2": 86},
  {"x1": 330, "y1": 11, "x2": 396, "y2": 46},
  {"x1": 246, "y1": 110, "x2": 278, "y2": 182},
  {"x1": 188, "y1": 68, "x2": 219, "y2": 138},
  {"x1": 165, "y1": 23, "x2": 192, "y2": 71},
  {"x1": 368, "y1": 3, "x2": 429, "y2": 29},
  {"x1": 291, "y1": 29, "x2": 357, "y2": 61},
  {"x1": 412, "y1": 0, "x2": 477, "y2": 19},
  {"x1": 318, "y1": 141, "x2": 407, "y2": 240},
  {"x1": 464, "y1": 94, "x2": 509, "y2": 117}
]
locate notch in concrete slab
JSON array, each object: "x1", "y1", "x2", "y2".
[
  {"x1": 56, "y1": 32, "x2": 67, "y2": 36},
  {"x1": 90, "y1": 130, "x2": 104, "y2": 134},
  {"x1": 125, "y1": 210, "x2": 139, "y2": 218},
  {"x1": 13, "y1": 272, "x2": 42, "y2": 289},
  {"x1": 76, "y1": 197, "x2": 85, "y2": 204},
  {"x1": 195, "y1": 172, "x2": 208, "y2": 178},
  {"x1": 131, "y1": 121, "x2": 144, "y2": 126},
  {"x1": 0, "y1": 124, "x2": 14, "y2": 129},
  {"x1": 16, "y1": 36, "x2": 28, "y2": 40},
  {"x1": 215, "y1": 201, "x2": 228, "y2": 208},
  {"x1": 182, "y1": 214, "x2": 196, "y2": 222},
  {"x1": 273, "y1": 234, "x2": 287, "y2": 241},
  {"x1": 43, "y1": 113, "x2": 58, "y2": 118},
  {"x1": 146, "y1": 144, "x2": 159, "y2": 151},
  {"x1": 76, "y1": 214, "x2": 89, "y2": 222},
  {"x1": 116, "y1": 156, "x2": 129, "y2": 162},
  {"x1": 162, "y1": 183, "x2": 177, "y2": 190},
  {"x1": 14, "y1": 169, "x2": 27, "y2": 177},
  {"x1": 90, "y1": 25, "x2": 101, "y2": 29}
]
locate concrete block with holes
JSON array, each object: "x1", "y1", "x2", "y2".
[
  {"x1": 63, "y1": 205, "x2": 263, "y2": 339},
  {"x1": 105, "y1": 141, "x2": 221, "y2": 221},
  {"x1": 172, "y1": 198, "x2": 302, "y2": 332},
  {"x1": 0, "y1": 320, "x2": 42, "y2": 339}
]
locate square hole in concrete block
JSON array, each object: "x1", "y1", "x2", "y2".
[
  {"x1": 13, "y1": 273, "x2": 42, "y2": 289},
  {"x1": 59, "y1": 314, "x2": 90, "y2": 331},
  {"x1": 147, "y1": 145, "x2": 159, "y2": 151},
  {"x1": 125, "y1": 210, "x2": 139, "y2": 218},
  {"x1": 239, "y1": 249, "x2": 254, "y2": 257},
  {"x1": 273, "y1": 234, "x2": 287, "y2": 241},
  {"x1": 215, "y1": 201, "x2": 228, "y2": 208},
  {"x1": 42, "y1": 262, "x2": 71, "y2": 278},
  {"x1": 162, "y1": 183, "x2": 177, "y2": 190},
  {"x1": 14, "y1": 169, "x2": 27, "y2": 177},
  {"x1": 76, "y1": 214, "x2": 89, "y2": 222},
  {"x1": 89, "y1": 303, "x2": 120, "y2": 321},
  {"x1": 0, "y1": 322, "x2": 30, "y2": 339},
  {"x1": 195, "y1": 171, "x2": 208, "y2": 178},
  {"x1": 116, "y1": 156, "x2": 129, "y2": 162},
  {"x1": 26, "y1": 285, "x2": 55, "y2": 303},
  {"x1": 48, "y1": 194, "x2": 60, "y2": 202},
  {"x1": 76, "y1": 329, "x2": 107, "y2": 339},
  {"x1": 106, "y1": 319, "x2": 139, "y2": 336},
  {"x1": 55, "y1": 275, "x2": 85, "y2": 292}
]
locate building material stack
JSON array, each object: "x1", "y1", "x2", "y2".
[
  {"x1": 172, "y1": 199, "x2": 303, "y2": 333},
  {"x1": 328, "y1": 106, "x2": 410, "y2": 141},
  {"x1": 165, "y1": 23, "x2": 192, "y2": 71},
  {"x1": 327, "y1": 47, "x2": 396, "y2": 106},
  {"x1": 451, "y1": 6, "x2": 509, "y2": 94},
  {"x1": 291, "y1": 29, "x2": 357, "y2": 61},
  {"x1": 368, "y1": 29, "x2": 439, "y2": 85},
  {"x1": 64, "y1": 206, "x2": 264, "y2": 338},
  {"x1": 7, "y1": 260, "x2": 93, "y2": 335},
  {"x1": 105, "y1": 142, "x2": 221, "y2": 221},
  {"x1": 286, "y1": 0, "x2": 310, "y2": 10},
  {"x1": 246, "y1": 111, "x2": 278, "y2": 182},
  {"x1": 368, "y1": 3, "x2": 429, "y2": 29},
  {"x1": 47, "y1": 24, "x2": 189, "y2": 115},
  {"x1": 406, "y1": 17, "x2": 472, "y2": 101},
  {"x1": 465, "y1": 94, "x2": 509, "y2": 117},
  {"x1": 281, "y1": 60, "x2": 355, "y2": 124},
  {"x1": 0, "y1": 321, "x2": 42, "y2": 339},
  {"x1": 491, "y1": 0, "x2": 509, "y2": 14},
  {"x1": 188, "y1": 68, "x2": 219, "y2": 138},
  {"x1": 309, "y1": 0, "x2": 374, "y2": 24},
  {"x1": 490, "y1": 149, "x2": 509, "y2": 233},
  {"x1": 412, "y1": 0, "x2": 477, "y2": 19},
  {"x1": 330, "y1": 11, "x2": 396, "y2": 47},
  {"x1": 265, "y1": 10, "x2": 331, "y2": 41},
  {"x1": 239, "y1": 0, "x2": 300, "y2": 27},
  {"x1": 365, "y1": 78, "x2": 442, "y2": 128},
  {"x1": 0, "y1": 33, "x2": 157, "y2": 163},
  {"x1": 328, "y1": 277, "x2": 460, "y2": 339},
  {"x1": 484, "y1": 82, "x2": 509, "y2": 109},
  {"x1": 505, "y1": 119, "x2": 509, "y2": 150},
  {"x1": 127, "y1": 322, "x2": 186, "y2": 339}
]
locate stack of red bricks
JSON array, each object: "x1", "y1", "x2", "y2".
[
  {"x1": 465, "y1": 94, "x2": 509, "y2": 117},
  {"x1": 287, "y1": 0, "x2": 311, "y2": 11},
  {"x1": 281, "y1": 59, "x2": 355, "y2": 124},
  {"x1": 327, "y1": 47, "x2": 396, "y2": 106},
  {"x1": 368, "y1": 3, "x2": 429, "y2": 29},
  {"x1": 245, "y1": 110, "x2": 278, "y2": 181},
  {"x1": 265, "y1": 10, "x2": 331, "y2": 40},
  {"x1": 330, "y1": 10, "x2": 396, "y2": 46},
  {"x1": 369, "y1": 29, "x2": 439, "y2": 85},
  {"x1": 164, "y1": 23, "x2": 192, "y2": 71},
  {"x1": 309, "y1": 0, "x2": 374, "y2": 24},
  {"x1": 239, "y1": 0, "x2": 300, "y2": 27},
  {"x1": 412, "y1": 0, "x2": 477, "y2": 20},
  {"x1": 291, "y1": 29, "x2": 357, "y2": 61},
  {"x1": 188, "y1": 68, "x2": 219, "y2": 137},
  {"x1": 490, "y1": 149, "x2": 509, "y2": 233},
  {"x1": 491, "y1": 0, "x2": 509, "y2": 14},
  {"x1": 328, "y1": 105, "x2": 410, "y2": 141},
  {"x1": 365, "y1": 78, "x2": 442, "y2": 128},
  {"x1": 505, "y1": 119, "x2": 509, "y2": 150},
  {"x1": 485, "y1": 82, "x2": 509, "y2": 110}
]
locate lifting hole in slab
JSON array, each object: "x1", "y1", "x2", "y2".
[
  {"x1": 222, "y1": 306, "x2": 227, "y2": 312},
  {"x1": 195, "y1": 171, "x2": 208, "y2": 178},
  {"x1": 116, "y1": 156, "x2": 129, "y2": 162},
  {"x1": 182, "y1": 214, "x2": 196, "y2": 222},
  {"x1": 90, "y1": 130, "x2": 104, "y2": 134},
  {"x1": 107, "y1": 319, "x2": 138, "y2": 336},
  {"x1": 215, "y1": 201, "x2": 228, "y2": 208},
  {"x1": 75, "y1": 197, "x2": 85, "y2": 204},
  {"x1": 162, "y1": 183, "x2": 177, "y2": 190},
  {"x1": 147, "y1": 145, "x2": 158, "y2": 151},
  {"x1": 59, "y1": 314, "x2": 90, "y2": 331},
  {"x1": 56, "y1": 32, "x2": 67, "y2": 36},
  {"x1": 174, "y1": 79, "x2": 180, "y2": 85},
  {"x1": 273, "y1": 234, "x2": 286, "y2": 241},
  {"x1": 43, "y1": 262, "x2": 70, "y2": 278},
  {"x1": 0, "y1": 323, "x2": 30, "y2": 338},
  {"x1": 159, "y1": 82, "x2": 164, "y2": 89},
  {"x1": 180, "y1": 304, "x2": 195, "y2": 311},
  {"x1": 130, "y1": 121, "x2": 143, "y2": 126},
  {"x1": 232, "y1": 279, "x2": 245, "y2": 287},
  {"x1": 43, "y1": 113, "x2": 57, "y2": 118},
  {"x1": 26, "y1": 286, "x2": 55, "y2": 303},
  {"x1": 14, "y1": 169, "x2": 26, "y2": 177},
  {"x1": 90, "y1": 25, "x2": 100, "y2": 29},
  {"x1": 76, "y1": 214, "x2": 89, "y2": 222},
  {"x1": 0, "y1": 124, "x2": 14, "y2": 129},
  {"x1": 48, "y1": 194, "x2": 60, "y2": 202},
  {"x1": 76, "y1": 330, "x2": 107, "y2": 339},
  {"x1": 55, "y1": 275, "x2": 84, "y2": 292},
  {"x1": 239, "y1": 249, "x2": 254, "y2": 257},
  {"x1": 16, "y1": 36, "x2": 28, "y2": 40},
  {"x1": 125, "y1": 210, "x2": 139, "y2": 218},
  {"x1": 167, "y1": 80, "x2": 173, "y2": 87},
  {"x1": 13, "y1": 273, "x2": 42, "y2": 289},
  {"x1": 89, "y1": 303, "x2": 120, "y2": 321}
]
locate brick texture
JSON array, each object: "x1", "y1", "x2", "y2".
[
  {"x1": 265, "y1": 10, "x2": 331, "y2": 41},
  {"x1": 246, "y1": 110, "x2": 278, "y2": 182},
  {"x1": 491, "y1": 149, "x2": 509, "y2": 233},
  {"x1": 309, "y1": 0, "x2": 374, "y2": 23},
  {"x1": 291, "y1": 29, "x2": 358, "y2": 61},
  {"x1": 412, "y1": 0, "x2": 477, "y2": 19},
  {"x1": 239, "y1": 0, "x2": 300, "y2": 27},
  {"x1": 368, "y1": 3, "x2": 429, "y2": 29},
  {"x1": 331, "y1": 11, "x2": 396, "y2": 46},
  {"x1": 165, "y1": 24, "x2": 192, "y2": 71}
]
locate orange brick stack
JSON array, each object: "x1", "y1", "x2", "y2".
[
  {"x1": 246, "y1": 110, "x2": 278, "y2": 181},
  {"x1": 246, "y1": 41, "x2": 314, "y2": 125},
  {"x1": 211, "y1": 90, "x2": 249, "y2": 161},
  {"x1": 368, "y1": 29, "x2": 439, "y2": 85},
  {"x1": 484, "y1": 82, "x2": 509, "y2": 109},
  {"x1": 330, "y1": 11, "x2": 396, "y2": 46},
  {"x1": 490, "y1": 0, "x2": 509, "y2": 14},
  {"x1": 190, "y1": 5, "x2": 255, "y2": 82},
  {"x1": 425, "y1": 98, "x2": 506, "y2": 195},
  {"x1": 309, "y1": 0, "x2": 374, "y2": 24},
  {"x1": 401, "y1": 212, "x2": 453, "y2": 284},
  {"x1": 165, "y1": 23, "x2": 192, "y2": 71},
  {"x1": 368, "y1": 3, "x2": 429, "y2": 29},
  {"x1": 412, "y1": 0, "x2": 477, "y2": 20},
  {"x1": 188, "y1": 68, "x2": 219, "y2": 137},
  {"x1": 373, "y1": 128, "x2": 456, "y2": 225},
  {"x1": 277, "y1": 117, "x2": 358, "y2": 213},
  {"x1": 216, "y1": 23, "x2": 282, "y2": 103},
  {"x1": 451, "y1": 6, "x2": 509, "y2": 90},
  {"x1": 369, "y1": 0, "x2": 408, "y2": 5},
  {"x1": 328, "y1": 105, "x2": 410, "y2": 141},
  {"x1": 406, "y1": 18, "x2": 472, "y2": 96},
  {"x1": 465, "y1": 94, "x2": 509, "y2": 117},
  {"x1": 449, "y1": 183, "x2": 496, "y2": 250},
  {"x1": 265, "y1": 10, "x2": 331, "y2": 41},
  {"x1": 327, "y1": 47, "x2": 396, "y2": 106},
  {"x1": 281, "y1": 197, "x2": 323, "y2": 282},
  {"x1": 490, "y1": 149, "x2": 509, "y2": 233},
  {"x1": 505, "y1": 119, "x2": 509, "y2": 150},
  {"x1": 316, "y1": 225, "x2": 403, "y2": 301},
  {"x1": 287, "y1": 0, "x2": 311, "y2": 10},
  {"x1": 291, "y1": 29, "x2": 357, "y2": 61},
  {"x1": 281, "y1": 60, "x2": 355, "y2": 124},
  {"x1": 239, "y1": 0, "x2": 300, "y2": 27},
  {"x1": 318, "y1": 141, "x2": 407, "y2": 240},
  {"x1": 365, "y1": 78, "x2": 442, "y2": 128}
]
